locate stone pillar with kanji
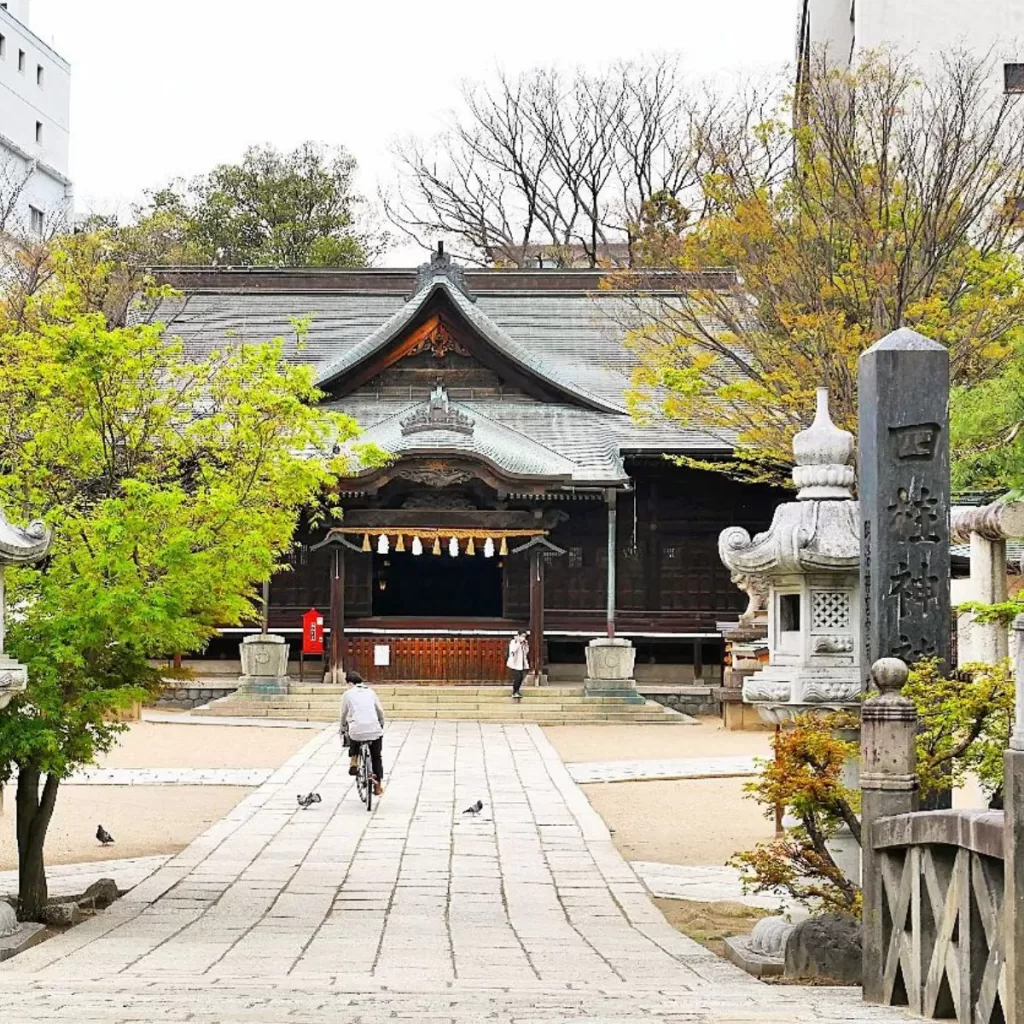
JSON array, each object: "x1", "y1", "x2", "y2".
[{"x1": 858, "y1": 328, "x2": 951, "y2": 678}]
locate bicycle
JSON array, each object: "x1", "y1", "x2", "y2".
[{"x1": 353, "y1": 740, "x2": 375, "y2": 812}]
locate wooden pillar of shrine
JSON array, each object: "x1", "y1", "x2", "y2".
[
  {"x1": 606, "y1": 490, "x2": 617, "y2": 638},
  {"x1": 329, "y1": 546, "x2": 345, "y2": 684},
  {"x1": 529, "y1": 546, "x2": 545, "y2": 683}
]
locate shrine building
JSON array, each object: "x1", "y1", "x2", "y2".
[{"x1": 153, "y1": 251, "x2": 779, "y2": 688}]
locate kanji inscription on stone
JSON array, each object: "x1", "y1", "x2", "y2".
[{"x1": 858, "y1": 329, "x2": 950, "y2": 679}]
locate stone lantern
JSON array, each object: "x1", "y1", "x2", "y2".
[
  {"x1": 0, "y1": 506, "x2": 52, "y2": 711},
  {"x1": 719, "y1": 389, "x2": 862, "y2": 724}
]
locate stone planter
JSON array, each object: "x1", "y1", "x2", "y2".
[
  {"x1": 238, "y1": 634, "x2": 290, "y2": 694},
  {"x1": 584, "y1": 637, "x2": 642, "y2": 700}
]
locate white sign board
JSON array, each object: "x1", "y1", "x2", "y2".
[{"x1": 373, "y1": 644, "x2": 390, "y2": 667}]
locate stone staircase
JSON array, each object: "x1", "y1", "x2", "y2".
[{"x1": 191, "y1": 683, "x2": 692, "y2": 725}]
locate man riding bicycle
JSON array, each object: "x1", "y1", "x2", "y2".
[{"x1": 340, "y1": 670, "x2": 385, "y2": 796}]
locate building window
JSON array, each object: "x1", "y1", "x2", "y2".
[
  {"x1": 17, "y1": 49, "x2": 24, "y2": 72},
  {"x1": 34, "y1": 121, "x2": 42, "y2": 143},
  {"x1": 0, "y1": 34, "x2": 6, "y2": 58},
  {"x1": 1006, "y1": 64, "x2": 1024, "y2": 94},
  {"x1": 29, "y1": 206, "x2": 44, "y2": 236},
  {"x1": 36, "y1": 64, "x2": 43, "y2": 86}
]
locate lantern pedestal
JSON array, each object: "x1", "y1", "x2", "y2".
[
  {"x1": 238, "y1": 634, "x2": 291, "y2": 694},
  {"x1": 584, "y1": 637, "x2": 644, "y2": 701}
]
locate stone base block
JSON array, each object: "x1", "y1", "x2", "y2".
[
  {"x1": 0, "y1": 922, "x2": 47, "y2": 961},
  {"x1": 583, "y1": 677, "x2": 645, "y2": 702},
  {"x1": 723, "y1": 935, "x2": 785, "y2": 978},
  {"x1": 722, "y1": 699, "x2": 773, "y2": 731},
  {"x1": 237, "y1": 675, "x2": 290, "y2": 695}
]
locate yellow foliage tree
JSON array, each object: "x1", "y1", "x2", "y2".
[{"x1": 621, "y1": 51, "x2": 1024, "y2": 485}]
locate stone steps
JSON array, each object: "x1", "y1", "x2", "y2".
[{"x1": 192, "y1": 684, "x2": 690, "y2": 725}]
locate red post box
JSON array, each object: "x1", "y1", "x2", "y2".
[{"x1": 302, "y1": 608, "x2": 324, "y2": 655}]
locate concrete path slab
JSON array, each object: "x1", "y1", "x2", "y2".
[{"x1": 0, "y1": 722, "x2": 907, "y2": 1023}]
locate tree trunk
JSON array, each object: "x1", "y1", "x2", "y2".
[{"x1": 16, "y1": 767, "x2": 60, "y2": 922}]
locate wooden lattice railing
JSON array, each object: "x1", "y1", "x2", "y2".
[{"x1": 872, "y1": 811, "x2": 1006, "y2": 1024}]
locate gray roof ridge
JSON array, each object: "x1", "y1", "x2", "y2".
[{"x1": 315, "y1": 274, "x2": 628, "y2": 416}]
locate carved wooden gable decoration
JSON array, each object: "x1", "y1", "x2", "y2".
[{"x1": 316, "y1": 274, "x2": 622, "y2": 414}]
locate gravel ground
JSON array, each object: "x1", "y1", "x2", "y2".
[
  {"x1": 582, "y1": 776, "x2": 774, "y2": 867},
  {"x1": 543, "y1": 719, "x2": 775, "y2": 763},
  {"x1": 96, "y1": 721, "x2": 317, "y2": 769},
  {"x1": 0, "y1": 786, "x2": 251, "y2": 870}
]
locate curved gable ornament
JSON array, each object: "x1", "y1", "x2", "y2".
[{"x1": 400, "y1": 386, "x2": 475, "y2": 438}]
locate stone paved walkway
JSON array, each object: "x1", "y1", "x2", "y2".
[
  {"x1": 0, "y1": 723, "x2": 906, "y2": 1023},
  {"x1": 0, "y1": 856, "x2": 171, "y2": 900},
  {"x1": 567, "y1": 755, "x2": 761, "y2": 784}
]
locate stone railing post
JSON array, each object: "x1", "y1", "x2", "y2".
[
  {"x1": 861, "y1": 657, "x2": 918, "y2": 1004},
  {"x1": 1006, "y1": 615, "x2": 1024, "y2": 1024}
]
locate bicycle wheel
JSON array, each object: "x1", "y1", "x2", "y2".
[
  {"x1": 361, "y1": 745, "x2": 374, "y2": 812},
  {"x1": 355, "y1": 744, "x2": 368, "y2": 806}
]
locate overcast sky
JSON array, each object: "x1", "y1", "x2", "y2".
[{"x1": 32, "y1": 0, "x2": 797, "y2": 265}]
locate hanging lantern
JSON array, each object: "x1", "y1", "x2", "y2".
[
  {"x1": 466, "y1": 537, "x2": 475, "y2": 556},
  {"x1": 396, "y1": 534, "x2": 406, "y2": 553},
  {"x1": 361, "y1": 533, "x2": 371, "y2": 552},
  {"x1": 449, "y1": 536, "x2": 459, "y2": 558},
  {"x1": 412, "y1": 536, "x2": 423, "y2": 557},
  {"x1": 484, "y1": 537, "x2": 495, "y2": 558},
  {"x1": 377, "y1": 534, "x2": 389, "y2": 555},
  {"x1": 499, "y1": 536, "x2": 509, "y2": 556},
  {"x1": 432, "y1": 537, "x2": 442, "y2": 556}
]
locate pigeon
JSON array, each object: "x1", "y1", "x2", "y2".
[
  {"x1": 96, "y1": 825, "x2": 115, "y2": 846},
  {"x1": 462, "y1": 800, "x2": 484, "y2": 816},
  {"x1": 297, "y1": 793, "x2": 321, "y2": 810}
]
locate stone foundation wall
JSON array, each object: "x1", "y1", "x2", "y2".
[
  {"x1": 154, "y1": 686, "x2": 238, "y2": 710},
  {"x1": 640, "y1": 686, "x2": 722, "y2": 717}
]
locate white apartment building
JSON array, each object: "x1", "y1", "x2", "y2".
[
  {"x1": 797, "y1": 0, "x2": 1024, "y2": 96},
  {"x1": 0, "y1": 0, "x2": 70, "y2": 238}
]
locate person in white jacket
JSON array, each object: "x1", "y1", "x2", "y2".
[
  {"x1": 507, "y1": 631, "x2": 529, "y2": 699},
  {"x1": 340, "y1": 670, "x2": 386, "y2": 795}
]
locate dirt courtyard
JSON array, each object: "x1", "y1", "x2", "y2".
[{"x1": 0, "y1": 719, "x2": 319, "y2": 871}]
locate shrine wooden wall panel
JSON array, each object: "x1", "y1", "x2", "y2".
[{"x1": 343, "y1": 635, "x2": 506, "y2": 683}]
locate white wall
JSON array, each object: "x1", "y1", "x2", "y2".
[
  {"x1": 0, "y1": 1, "x2": 70, "y2": 235},
  {"x1": 804, "y1": 0, "x2": 1024, "y2": 93},
  {"x1": 0, "y1": 1, "x2": 31, "y2": 27}
]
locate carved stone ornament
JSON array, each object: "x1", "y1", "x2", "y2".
[
  {"x1": 0, "y1": 505, "x2": 53, "y2": 711},
  {"x1": 802, "y1": 680, "x2": 861, "y2": 702},
  {"x1": 719, "y1": 388, "x2": 862, "y2": 721},
  {"x1": 812, "y1": 636, "x2": 854, "y2": 654},
  {"x1": 400, "y1": 386, "x2": 475, "y2": 437},
  {"x1": 744, "y1": 679, "x2": 792, "y2": 702},
  {"x1": 719, "y1": 391, "x2": 859, "y2": 579},
  {"x1": 731, "y1": 571, "x2": 770, "y2": 627}
]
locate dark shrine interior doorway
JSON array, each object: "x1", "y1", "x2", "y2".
[{"x1": 372, "y1": 550, "x2": 504, "y2": 618}]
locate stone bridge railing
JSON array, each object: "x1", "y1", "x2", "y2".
[
  {"x1": 870, "y1": 809, "x2": 1005, "y2": 1022},
  {"x1": 861, "y1": 657, "x2": 1024, "y2": 1024}
]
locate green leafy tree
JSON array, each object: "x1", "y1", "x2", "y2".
[
  {"x1": 621, "y1": 51, "x2": 1024, "y2": 486},
  {"x1": 0, "y1": 250, "x2": 376, "y2": 921},
  {"x1": 137, "y1": 142, "x2": 382, "y2": 267},
  {"x1": 731, "y1": 661, "x2": 1014, "y2": 914}
]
